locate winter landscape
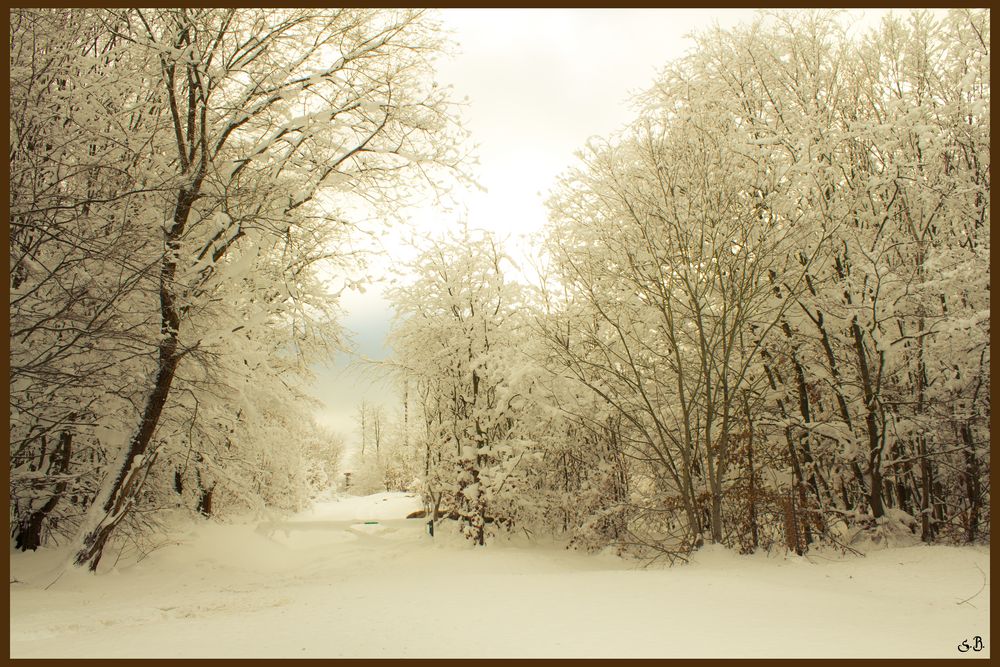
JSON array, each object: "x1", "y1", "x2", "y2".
[{"x1": 9, "y1": 8, "x2": 990, "y2": 659}]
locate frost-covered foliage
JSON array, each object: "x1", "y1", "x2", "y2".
[
  {"x1": 346, "y1": 401, "x2": 420, "y2": 495},
  {"x1": 9, "y1": 8, "x2": 462, "y2": 569},
  {"x1": 541, "y1": 9, "x2": 989, "y2": 557},
  {"x1": 388, "y1": 228, "x2": 538, "y2": 544},
  {"x1": 386, "y1": 231, "x2": 633, "y2": 548},
  {"x1": 12, "y1": 7, "x2": 986, "y2": 569},
  {"x1": 384, "y1": 10, "x2": 988, "y2": 558}
]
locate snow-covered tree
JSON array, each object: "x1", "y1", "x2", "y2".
[
  {"x1": 9, "y1": 8, "x2": 465, "y2": 569},
  {"x1": 540, "y1": 9, "x2": 989, "y2": 556},
  {"x1": 388, "y1": 228, "x2": 532, "y2": 544}
]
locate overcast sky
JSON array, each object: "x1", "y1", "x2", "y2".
[{"x1": 310, "y1": 8, "x2": 895, "y2": 449}]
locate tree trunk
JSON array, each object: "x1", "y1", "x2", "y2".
[
  {"x1": 14, "y1": 428, "x2": 72, "y2": 551},
  {"x1": 709, "y1": 490, "x2": 724, "y2": 545},
  {"x1": 961, "y1": 423, "x2": 980, "y2": 543},
  {"x1": 743, "y1": 396, "x2": 759, "y2": 553},
  {"x1": 851, "y1": 317, "x2": 884, "y2": 520},
  {"x1": 783, "y1": 493, "x2": 802, "y2": 556},
  {"x1": 456, "y1": 450, "x2": 486, "y2": 546},
  {"x1": 403, "y1": 379, "x2": 409, "y2": 450},
  {"x1": 785, "y1": 433, "x2": 812, "y2": 552},
  {"x1": 913, "y1": 280, "x2": 934, "y2": 542},
  {"x1": 808, "y1": 309, "x2": 870, "y2": 504},
  {"x1": 198, "y1": 486, "x2": 215, "y2": 517},
  {"x1": 72, "y1": 354, "x2": 174, "y2": 571},
  {"x1": 918, "y1": 435, "x2": 935, "y2": 542},
  {"x1": 72, "y1": 184, "x2": 197, "y2": 572}
]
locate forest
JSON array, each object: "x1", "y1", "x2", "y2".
[{"x1": 9, "y1": 7, "x2": 990, "y2": 574}]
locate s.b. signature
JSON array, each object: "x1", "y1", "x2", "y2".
[{"x1": 958, "y1": 636, "x2": 985, "y2": 653}]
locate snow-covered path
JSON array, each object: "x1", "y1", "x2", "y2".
[{"x1": 10, "y1": 492, "x2": 991, "y2": 658}]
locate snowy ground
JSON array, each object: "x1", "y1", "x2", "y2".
[{"x1": 10, "y1": 491, "x2": 991, "y2": 658}]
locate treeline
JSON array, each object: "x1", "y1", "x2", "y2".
[
  {"x1": 384, "y1": 10, "x2": 990, "y2": 558},
  {"x1": 9, "y1": 8, "x2": 462, "y2": 569}
]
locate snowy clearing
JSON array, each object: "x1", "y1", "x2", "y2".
[{"x1": 10, "y1": 492, "x2": 990, "y2": 659}]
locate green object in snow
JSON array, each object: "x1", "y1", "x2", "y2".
[{"x1": 364, "y1": 521, "x2": 378, "y2": 525}]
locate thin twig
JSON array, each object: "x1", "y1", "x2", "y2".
[
  {"x1": 43, "y1": 568, "x2": 66, "y2": 591},
  {"x1": 956, "y1": 562, "x2": 988, "y2": 608}
]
